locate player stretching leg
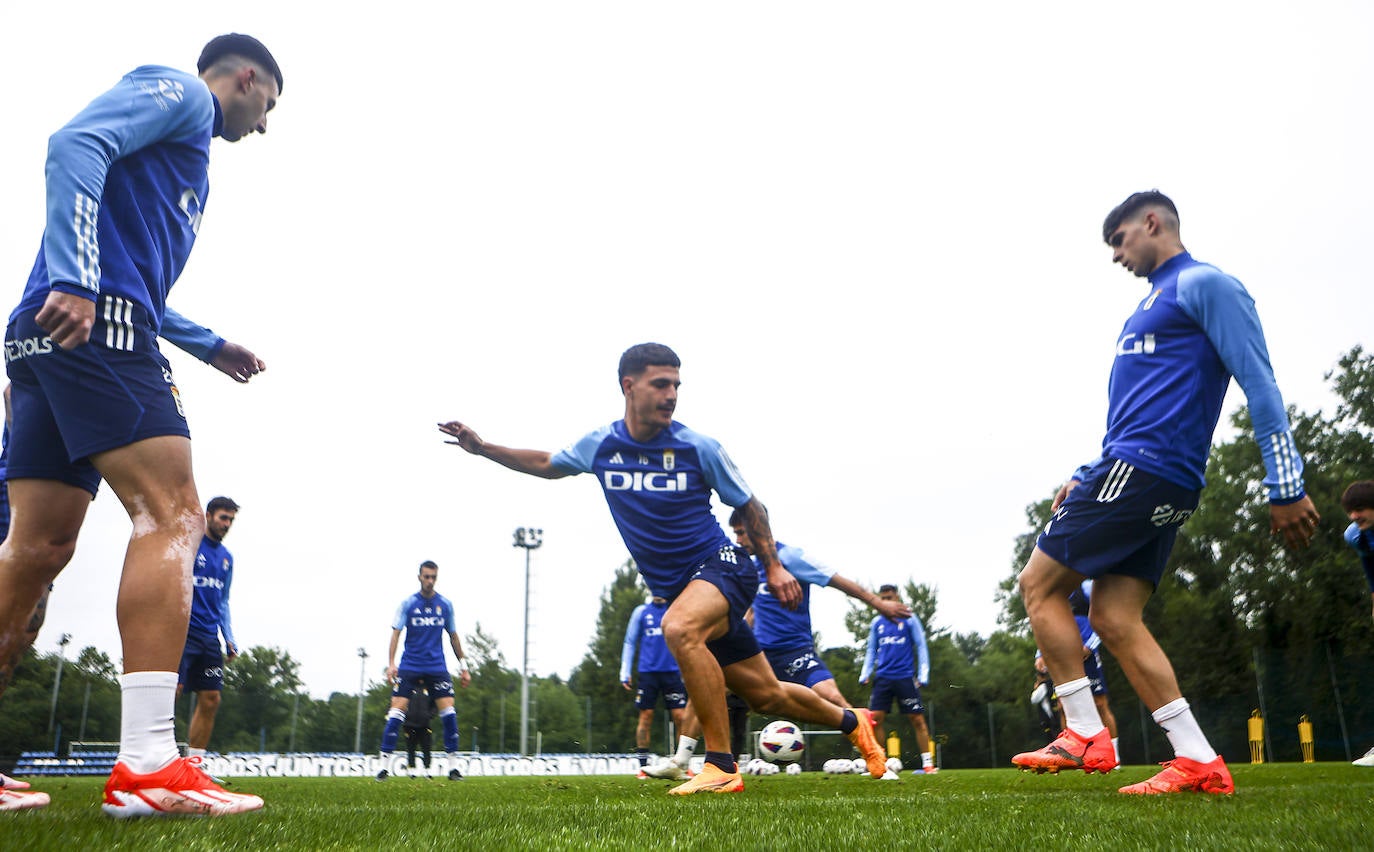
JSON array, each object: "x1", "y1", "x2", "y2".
[
  {"x1": 376, "y1": 561, "x2": 471, "y2": 781},
  {"x1": 1012, "y1": 191, "x2": 1319, "y2": 794},
  {"x1": 0, "y1": 33, "x2": 283, "y2": 817},
  {"x1": 441, "y1": 343, "x2": 888, "y2": 795}
]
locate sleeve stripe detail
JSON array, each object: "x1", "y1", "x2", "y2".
[
  {"x1": 1266, "y1": 430, "x2": 1304, "y2": 500},
  {"x1": 72, "y1": 192, "x2": 101, "y2": 293}
]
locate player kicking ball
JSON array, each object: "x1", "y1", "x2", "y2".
[
  {"x1": 1011, "y1": 191, "x2": 1319, "y2": 795},
  {"x1": 440, "y1": 343, "x2": 888, "y2": 794}
]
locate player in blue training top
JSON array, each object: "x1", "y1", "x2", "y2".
[
  {"x1": 440, "y1": 342, "x2": 889, "y2": 794},
  {"x1": 620, "y1": 595, "x2": 689, "y2": 776},
  {"x1": 1340, "y1": 481, "x2": 1374, "y2": 767},
  {"x1": 376, "y1": 561, "x2": 472, "y2": 782},
  {"x1": 649, "y1": 510, "x2": 909, "y2": 781},
  {"x1": 860, "y1": 585, "x2": 937, "y2": 774},
  {"x1": 1034, "y1": 581, "x2": 1121, "y2": 765},
  {"x1": 0, "y1": 33, "x2": 281, "y2": 818},
  {"x1": 1013, "y1": 191, "x2": 1320, "y2": 796},
  {"x1": 177, "y1": 497, "x2": 242, "y2": 763}
]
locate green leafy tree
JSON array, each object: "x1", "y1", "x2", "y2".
[{"x1": 568, "y1": 561, "x2": 650, "y2": 754}]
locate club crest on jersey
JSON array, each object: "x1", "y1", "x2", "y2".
[
  {"x1": 663, "y1": 450, "x2": 675, "y2": 471},
  {"x1": 1142, "y1": 288, "x2": 1163, "y2": 311}
]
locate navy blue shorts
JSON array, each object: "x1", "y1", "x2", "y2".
[
  {"x1": 5, "y1": 302, "x2": 190, "y2": 496},
  {"x1": 178, "y1": 633, "x2": 224, "y2": 693},
  {"x1": 868, "y1": 676, "x2": 926, "y2": 716},
  {"x1": 685, "y1": 545, "x2": 761, "y2": 668},
  {"x1": 764, "y1": 644, "x2": 834, "y2": 689},
  {"x1": 634, "y1": 670, "x2": 687, "y2": 711},
  {"x1": 0, "y1": 477, "x2": 9, "y2": 540},
  {"x1": 1036, "y1": 458, "x2": 1200, "y2": 586},
  {"x1": 394, "y1": 671, "x2": 455, "y2": 700}
]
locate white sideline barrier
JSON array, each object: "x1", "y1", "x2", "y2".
[{"x1": 199, "y1": 753, "x2": 644, "y2": 778}]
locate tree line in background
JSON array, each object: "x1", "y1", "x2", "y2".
[{"x1": 3, "y1": 347, "x2": 1371, "y2": 768}]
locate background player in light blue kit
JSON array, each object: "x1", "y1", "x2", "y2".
[
  {"x1": 377, "y1": 561, "x2": 471, "y2": 781},
  {"x1": 621, "y1": 595, "x2": 689, "y2": 776},
  {"x1": 0, "y1": 33, "x2": 281, "y2": 818},
  {"x1": 440, "y1": 342, "x2": 888, "y2": 794},
  {"x1": 1014, "y1": 191, "x2": 1320, "y2": 795},
  {"x1": 861, "y1": 584, "x2": 936, "y2": 774},
  {"x1": 1341, "y1": 480, "x2": 1374, "y2": 766},
  {"x1": 178, "y1": 497, "x2": 242, "y2": 761}
]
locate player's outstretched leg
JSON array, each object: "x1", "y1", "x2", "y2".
[
  {"x1": 665, "y1": 762, "x2": 743, "y2": 795},
  {"x1": 1117, "y1": 756, "x2": 1233, "y2": 795},
  {"x1": 102, "y1": 756, "x2": 264, "y2": 818},
  {"x1": 845, "y1": 708, "x2": 889, "y2": 778},
  {"x1": 1012, "y1": 727, "x2": 1118, "y2": 774}
]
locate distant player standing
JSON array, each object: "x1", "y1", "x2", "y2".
[
  {"x1": 621, "y1": 595, "x2": 689, "y2": 777},
  {"x1": 440, "y1": 342, "x2": 888, "y2": 795},
  {"x1": 376, "y1": 561, "x2": 471, "y2": 782},
  {"x1": 1013, "y1": 191, "x2": 1319, "y2": 795},
  {"x1": 861, "y1": 585, "x2": 937, "y2": 774},
  {"x1": 1340, "y1": 480, "x2": 1374, "y2": 767},
  {"x1": 0, "y1": 33, "x2": 281, "y2": 817},
  {"x1": 178, "y1": 497, "x2": 243, "y2": 760}
]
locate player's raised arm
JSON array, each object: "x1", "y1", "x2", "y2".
[
  {"x1": 828, "y1": 574, "x2": 912, "y2": 621},
  {"x1": 437, "y1": 421, "x2": 569, "y2": 479}
]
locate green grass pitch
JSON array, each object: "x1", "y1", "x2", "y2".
[{"x1": 4, "y1": 763, "x2": 1370, "y2": 850}]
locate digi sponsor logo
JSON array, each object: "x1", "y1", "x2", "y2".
[
  {"x1": 603, "y1": 471, "x2": 688, "y2": 492},
  {"x1": 1116, "y1": 332, "x2": 1157, "y2": 356},
  {"x1": 411, "y1": 615, "x2": 447, "y2": 627},
  {"x1": 1150, "y1": 503, "x2": 1194, "y2": 528},
  {"x1": 4, "y1": 336, "x2": 54, "y2": 363},
  {"x1": 179, "y1": 188, "x2": 203, "y2": 234},
  {"x1": 878, "y1": 635, "x2": 908, "y2": 647},
  {"x1": 644, "y1": 626, "x2": 663, "y2": 637},
  {"x1": 193, "y1": 575, "x2": 225, "y2": 590}
]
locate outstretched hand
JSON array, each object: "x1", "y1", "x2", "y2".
[
  {"x1": 873, "y1": 597, "x2": 911, "y2": 621},
  {"x1": 1270, "y1": 495, "x2": 1320, "y2": 549},
  {"x1": 438, "y1": 421, "x2": 484, "y2": 454},
  {"x1": 211, "y1": 341, "x2": 266, "y2": 383}
]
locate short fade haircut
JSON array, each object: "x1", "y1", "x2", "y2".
[
  {"x1": 878, "y1": 584, "x2": 899, "y2": 595},
  {"x1": 197, "y1": 33, "x2": 284, "y2": 93},
  {"x1": 206, "y1": 496, "x2": 240, "y2": 514},
  {"x1": 1341, "y1": 481, "x2": 1374, "y2": 512},
  {"x1": 1102, "y1": 190, "x2": 1179, "y2": 243},
  {"x1": 727, "y1": 507, "x2": 745, "y2": 526},
  {"x1": 618, "y1": 343, "x2": 680, "y2": 384},
  {"x1": 419, "y1": 560, "x2": 439, "y2": 573}
]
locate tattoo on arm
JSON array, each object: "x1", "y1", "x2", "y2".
[
  {"x1": 25, "y1": 588, "x2": 50, "y2": 636},
  {"x1": 742, "y1": 499, "x2": 779, "y2": 565}
]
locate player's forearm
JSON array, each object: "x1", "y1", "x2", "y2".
[
  {"x1": 475, "y1": 443, "x2": 563, "y2": 479},
  {"x1": 739, "y1": 498, "x2": 780, "y2": 567},
  {"x1": 829, "y1": 574, "x2": 881, "y2": 608}
]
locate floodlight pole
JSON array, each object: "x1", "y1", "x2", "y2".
[
  {"x1": 513, "y1": 527, "x2": 543, "y2": 755},
  {"x1": 355, "y1": 647, "x2": 369, "y2": 753},
  {"x1": 47, "y1": 633, "x2": 71, "y2": 736}
]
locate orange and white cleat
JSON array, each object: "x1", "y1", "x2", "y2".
[
  {"x1": 101, "y1": 757, "x2": 263, "y2": 818},
  {"x1": 1013, "y1": 728, "x2": 1118, "y2": 774},
  {"x1": 0, "y1": 788, "x2": 50, "y2": 811},
  {"x1": 1, "y1": 771, "x2": 32, "y2": 790},
  {"x1": 666, "y1": 763, "x2": 743, "y2": 795},
  {"x1": 845, "y1": 709, "x2": 888, "y2": 778},
  {"x1": 1118, "y1": 756, "x2": 1234, "y2": 795}
]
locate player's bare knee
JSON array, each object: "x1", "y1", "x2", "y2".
[{"x1": 1088, "y1": 607, "x2": 1138, "y2": 647}]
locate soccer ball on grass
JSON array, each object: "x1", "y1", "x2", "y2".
[{"x1": 759, "y1": 720, "x2": 805, "y2": 763}]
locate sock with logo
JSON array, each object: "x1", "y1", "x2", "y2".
[
  {"x1": 117, "y1": 671, "x2": 181, "y2": 775},
  {"x1": 673, "y1": 736, "x2": 698, "y2": 768},
  {"x1": 1056, "y1": 677, "x2": 1104, "y2": 737},
  {"x1": 380, "y1": 708, "x2": 405, "y2": 755},
  {"x1": 636, "y1": 748, "x2": 649, "y2": 768},
  {"x1": 439, "y1": 706, "x2": 459, "y2": 753},
  {"x1": 1153, "y1": 697, "x2": 1218, "y2": 763}
]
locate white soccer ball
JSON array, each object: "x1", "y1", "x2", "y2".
[
  {"x1": 746, "y1": 758, "x2": 769, "y2": 775},
  {"x1": 759, "y1": 720, "x2": 806, "y2": 763},
  {"x1": 885, "y1": 757, "x2": 903, "y2": 773},
  {"x1": 786, "y1": 762, "x2": 802, "y2": 775},
  {"x1": 830, "y1": 758, "x2": 853, "y2": 774},
  {"x1": 851, "y1": 759, "x2": 868, "y2": 774}
]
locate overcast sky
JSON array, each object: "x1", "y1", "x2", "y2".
[{"x1": 1, "y1": 2, "x2": 1369, "y2": 700}]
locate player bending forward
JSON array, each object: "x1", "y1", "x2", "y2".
[{"x1": 440, "y1": 342, "x2": 887, "y2": 794}]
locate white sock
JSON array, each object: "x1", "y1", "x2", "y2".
[
  {"x1": 187, "y1": 747, "x2": 207, "y2": 758},
  {"x1": 1112, "y1": 737, "x2": 1120, "y2": 764},
  {"x1": 1056, "y1": 678, "x2": 1104, "y2": 737},
  {"x1": 673, "y1": 736, "x2": 698, "y2": 767},
  {"x1": 116, "y1": 671, "x2": 181, "y2": 775},
  {"x1": 1153, "y1": 698, "x2": 1217, "y2": 763},
  {"x1": 921, "y1": 751, "x2": 933, "y2": 768}
]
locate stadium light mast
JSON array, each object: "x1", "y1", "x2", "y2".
[
  {"x1": 355, "y1": 647, "x2": 369, "y2": 753},
  {"x1": 513, "y1": 527, "x2": 543, "y2": 755},
  {"x1": 47, "y1": 633, "x2": 72, "y2": 736}
]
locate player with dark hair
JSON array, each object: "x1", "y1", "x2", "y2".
[
  {"x1": 1340, "y1": 480, "x2": 1374, "y2": 766},
  {"x1": 1013, "y1": 190, "x2": 1319, "y2": 795},
  {"x1": 862, "y1": 584, "x2": 937, "y2": 774},
  {"x1": 177, "y1": 497, "x2": 243, "y2": 766},
  {"x1": 440, "y1": 342, "x2": 888, "y2": 794},
  {"x1": 376, "y1": 561, "x2": 471, "y2": 782},
  {"x1": 620, "y1": 595, "x2": 689, "y2": 777},
  {"x1": 0, "y1": 33, "x2": 281, "y2": 817}
]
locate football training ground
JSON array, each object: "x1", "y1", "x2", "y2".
[{"x1": 4, "y1": 763, "x2": 1368, "y2": 849}]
